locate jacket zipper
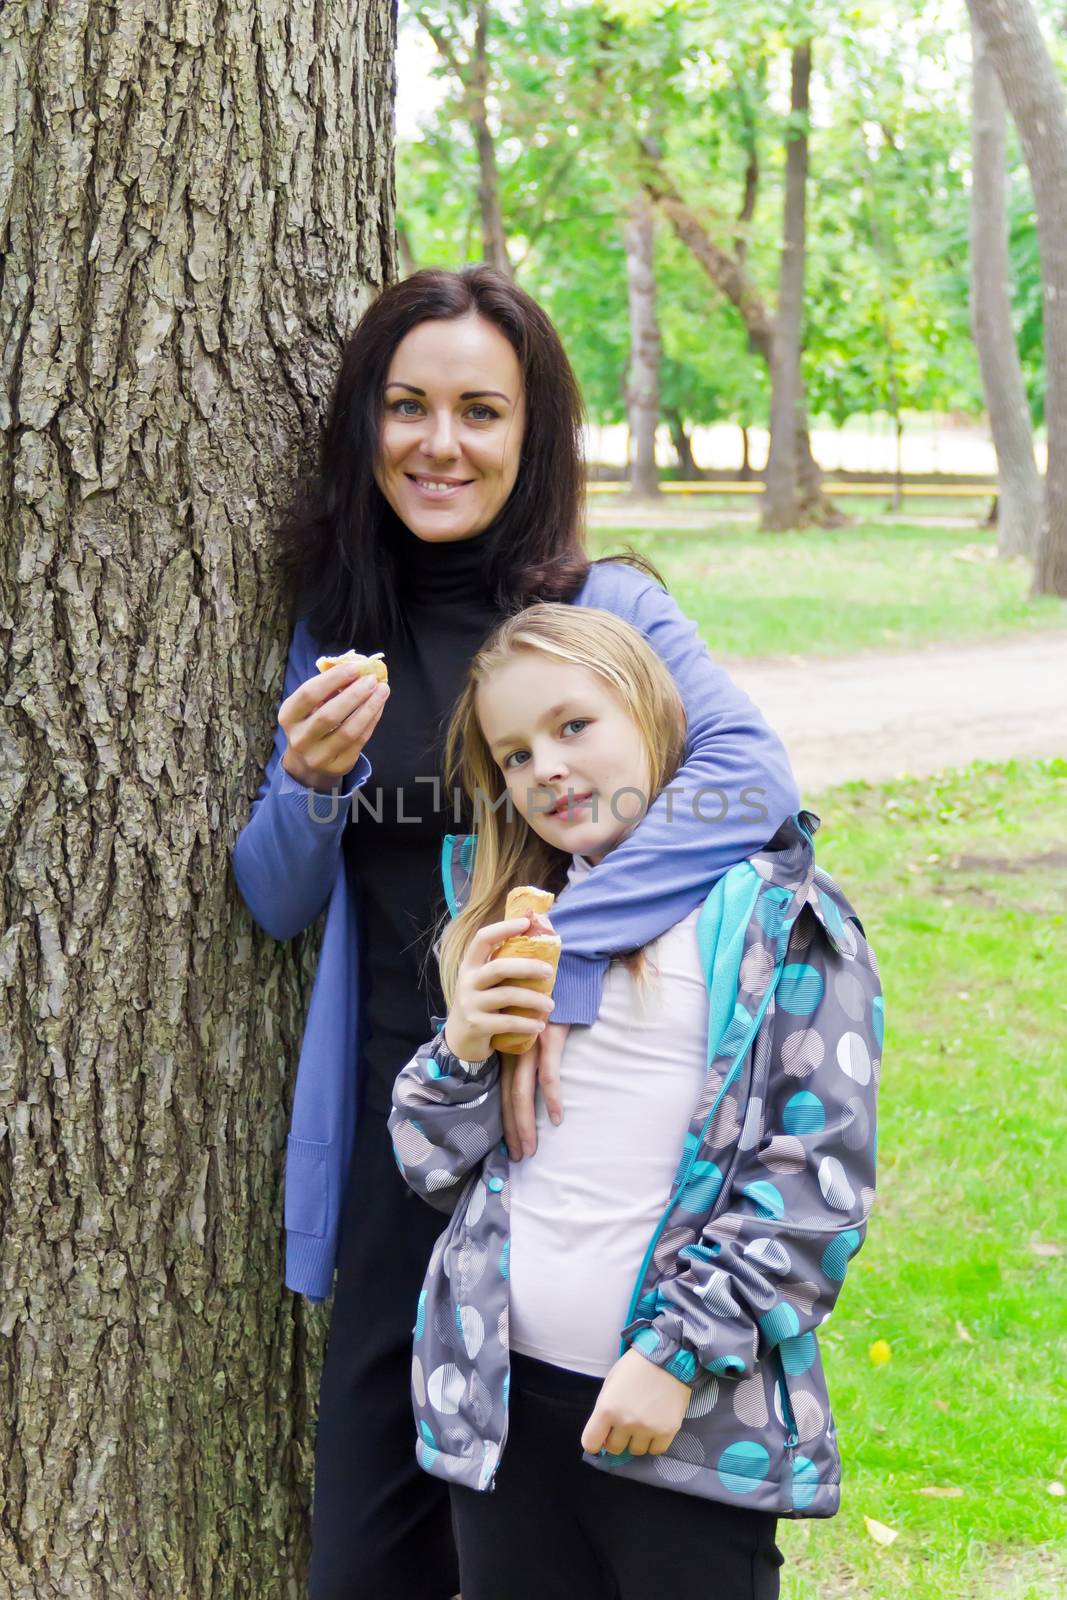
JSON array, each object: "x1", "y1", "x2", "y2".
[
  {"x1": 775, "y1": 1352, "x2": 800, "y2": 1451},
  {"x1": 487, "y1": 1365, "x2": 510, "y2": 1493},
  {"x1": 618, "y1": 967, "x2": 783, "y2": 1352}
]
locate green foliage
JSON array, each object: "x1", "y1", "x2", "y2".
[{"x1": 396, "y1": 0, "x2": 1046, "y2": 436}]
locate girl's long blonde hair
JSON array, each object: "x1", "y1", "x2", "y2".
[{"x1": 438, "y1": 603, "x2": 687, "y2": 1004}]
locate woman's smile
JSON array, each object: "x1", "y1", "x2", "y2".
[{"x1": 405, "y1": 473, "x2": 475, "y2": 500}]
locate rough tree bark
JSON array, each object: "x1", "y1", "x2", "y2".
[
  {"x1": 968, "y1": 8, "x2": 1042, "y2": 558},
  {"x1": 967, "y1": 0, "x2": 1067, "y2": 595},
  {"x1": 763, "y1": 44, "x2": 812, "y2": 531},
  {"x1": 624, "y1": 192, "x2": 661, "y2": 497},
  {"x1": 639, "y1": 141, "x2": 842, "y2": 525},
  {"x1": 0, "y1": 2, "x2": 396, "y2": 1595}
]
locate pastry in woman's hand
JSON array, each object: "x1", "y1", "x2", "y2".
[{"x1": 315, "y1": 649, "x2": 388, "y2": 682}]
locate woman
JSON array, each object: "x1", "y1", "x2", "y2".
[{"x1": 231, "y1": 266, "x2": 801, "y2": 1600}]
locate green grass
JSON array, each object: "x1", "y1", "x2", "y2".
[
  {"x1": 777, "y1": 758, "x2": 1067, "y2": 1599},
  {"x1": 587, "y1": 522, "x2": 1067, "y2": 659},
  {"x1": 831, "y1": 495, "x2": 998, "y2": 520},
  {"x1": 592, "y1": 492, "x2": 998, "y2": 521}
]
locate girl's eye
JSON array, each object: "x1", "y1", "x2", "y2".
[
  {"x1": 563, "y1": 719, "x2": 589, "y2": 737},
  {"x1": 503, "y1": 750, "x2": 530, "y2": 771}
]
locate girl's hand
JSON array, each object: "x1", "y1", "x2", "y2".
[
  {"x1": 580, "y1": 1348, "x2": 691, "y2": 1458},
  {"x1": 501, "y1": 1022, "x2": 571, "y2": 1160},
  {"x1": 279, "y1": 658, "x2": 391, "y2": 793},
  {"x1": 443, "y1": 918, "x2": 557, "y2": 1063}
]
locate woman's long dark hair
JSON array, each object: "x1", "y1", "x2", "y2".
[{"x1": 275, "y1": 266, "x2": 610, "y2": 647}]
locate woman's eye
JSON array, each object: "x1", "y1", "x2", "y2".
[
  {"x1": 387, "y1": 399, "x2": 497, "y2": 421},
  {"x1": 563, "y1": 719, "x2": 589, "y2": 737}
]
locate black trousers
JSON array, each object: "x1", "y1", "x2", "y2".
[
  {"x1": 308, "y1": 1109, "x2": 459, "y2": 1600},
  {"x1": 450, "y1": 1352, "x2": 784, "y2": 1600}
]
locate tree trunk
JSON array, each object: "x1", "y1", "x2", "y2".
[
  {"x1": 397, "y1": 223, "x2": 419, "y2": 277},
  {"x1": 739, "y1": 424, "x2": 753, "y2": 479},
  {"x1": 763, "y1": 44, "x2": 812, "y2": 531},
  {"x1": 0, "y1": 2, "x2": 396, "y2": 1594},
  {"x1": 892, "y1": 412, "x2": 904, "y2": 512},
  {"x1": 967, "y1": 0, "x2": 1067, "y2": 594},
  {"x1": 624, "y1": 192, "x2": 661, "y2": 497},
  {"x1": 411, "y1": 1, "x2": 511, "y2": 276},
  {"x1": 471, "y1": 2, "x2": 512, "y2": 276},
  {"x1": 968, "y1": 9, "x2": 1042, "y2": 558},
  {"x1": 666, "y1": 409, "x2": 701, "y2": 477},
  {"x1": 640, "y1": 144, "x2": 842, "y2": 525}
]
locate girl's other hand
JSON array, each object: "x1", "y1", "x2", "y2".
[
  {"x1": 580, "y1": 1348, "x2": 691, "y2": 1459},
  {"x1": 443, "y1": 917, "x2": 557, "y2": 1064},
  {"x1": 502, "y1": 1022, "x2": 570, "y2": 1160},
  {"x1": 279, "y1": 658, "x2": 391, "y2": 793}
]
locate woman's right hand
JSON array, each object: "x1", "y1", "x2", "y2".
[
  {"x1": 279, "y1": 658, "x2": 390, "y2": 793},
  {"x1": 443, "y1": 917, "x2": 556, "y2": 1063}
]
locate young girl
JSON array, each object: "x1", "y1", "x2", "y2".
[{"x1": 389, "y1": 605, "x2": 881, "y2": 1600}]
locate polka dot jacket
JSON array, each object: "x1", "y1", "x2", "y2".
[{"x1": 388, "y1": 812, "x2": 882, "y2": 1517}]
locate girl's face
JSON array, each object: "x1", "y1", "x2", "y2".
[
  {"x1": 375, "y1": 314, "x2": 526, "y2": 543},
  {"x1": 476, "y1": 651, "x2": 652, "y2": 864}
]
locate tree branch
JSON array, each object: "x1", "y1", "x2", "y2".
[
  {"x1": 638, "y1": 137, "x2": 775, "y2": 359},
  {"x1": 409, "y1": 8, "x2": 467, "y2": 80}
]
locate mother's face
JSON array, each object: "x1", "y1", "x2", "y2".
[{"x1": 375, "y1": 313, "x2": 526, "y2": 543}]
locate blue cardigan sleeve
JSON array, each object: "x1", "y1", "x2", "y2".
[
  {"x1": 230, "y1": 619, "x2": 371, "y2": 940},
  {"x1": 550, "y1": 562, "x2": 800, "y2": 1024}
]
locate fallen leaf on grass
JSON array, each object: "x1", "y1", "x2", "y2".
[
  {"x1": 919, "y1": 1486, "x2": 963, "y2": 1498},
  {"x1": 1029, "y1": 1240, "x2": 1064, "y2": 1259},
  {"x1": 1047, "y1": 1481, "x2": 1066, "y2": 1498},
  {"x1": 869, "y1": 1339, "x2": 892, "y2": 1366},
  {"x1": 954, "y1": 1319, "x2": 974, "y2": 1343},
  {"x1": 864, "y1": 1516, "x2": 899, "y2": 1546},
  {"x1": 931, "y1": 1399, "x2": 950, "y2": 1413}
]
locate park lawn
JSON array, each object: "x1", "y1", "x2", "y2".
[
  {"x1": 777, "y1": 758, "x2": 1067, "y2": 1600},
  {"x1": 586, "y1": 521, "x2": 1067, "y2": 659}
]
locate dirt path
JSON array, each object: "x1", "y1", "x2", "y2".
[{"x1": 725, "y1": 632, "x2": 1067, "y2": 795}]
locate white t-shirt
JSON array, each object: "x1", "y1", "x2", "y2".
[{"x1": 507, "y1": 854, "x2": 710, "y2": 1377}]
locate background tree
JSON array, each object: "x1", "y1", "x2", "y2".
[
  {"x1": 624, "y1": 191, "x2": 663, "y2": 495},
  {"x1": 410, "y1": 1, "x2": 513, "y2": 273},
  {"x1": 0, "y1": 2, "x2": 396, "y2": 1592},
  {"x1": 802, "y1": 31, "x2": 986, "y2": 451},
  {"x1": 968, "y1": 5, "x2": 1043, "y2": 557},
  {"x1": 762, "y1": 40, "x2": 812, "y2": 529},
  {"x1": 967, "y1": 0, "x2": 1067, "y2": 596},
  {"x1": 622, "y1": 3, "x2": 837, "y2": 523}
]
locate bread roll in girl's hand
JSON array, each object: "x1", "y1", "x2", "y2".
[
  {"x1": 490, "y1": 887, "x2": 562, "y2": 1055},
  {"x1": 315, "y1": 649, "x2": 388, "y2": 682}
]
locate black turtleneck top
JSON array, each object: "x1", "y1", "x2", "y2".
[{"x1": 344, "y1": 524, "x2": 508, "y2": 1115}]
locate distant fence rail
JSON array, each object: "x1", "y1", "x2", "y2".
[{"x1": 586, "y1": 480, "x2": 999, "y2": 498}]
